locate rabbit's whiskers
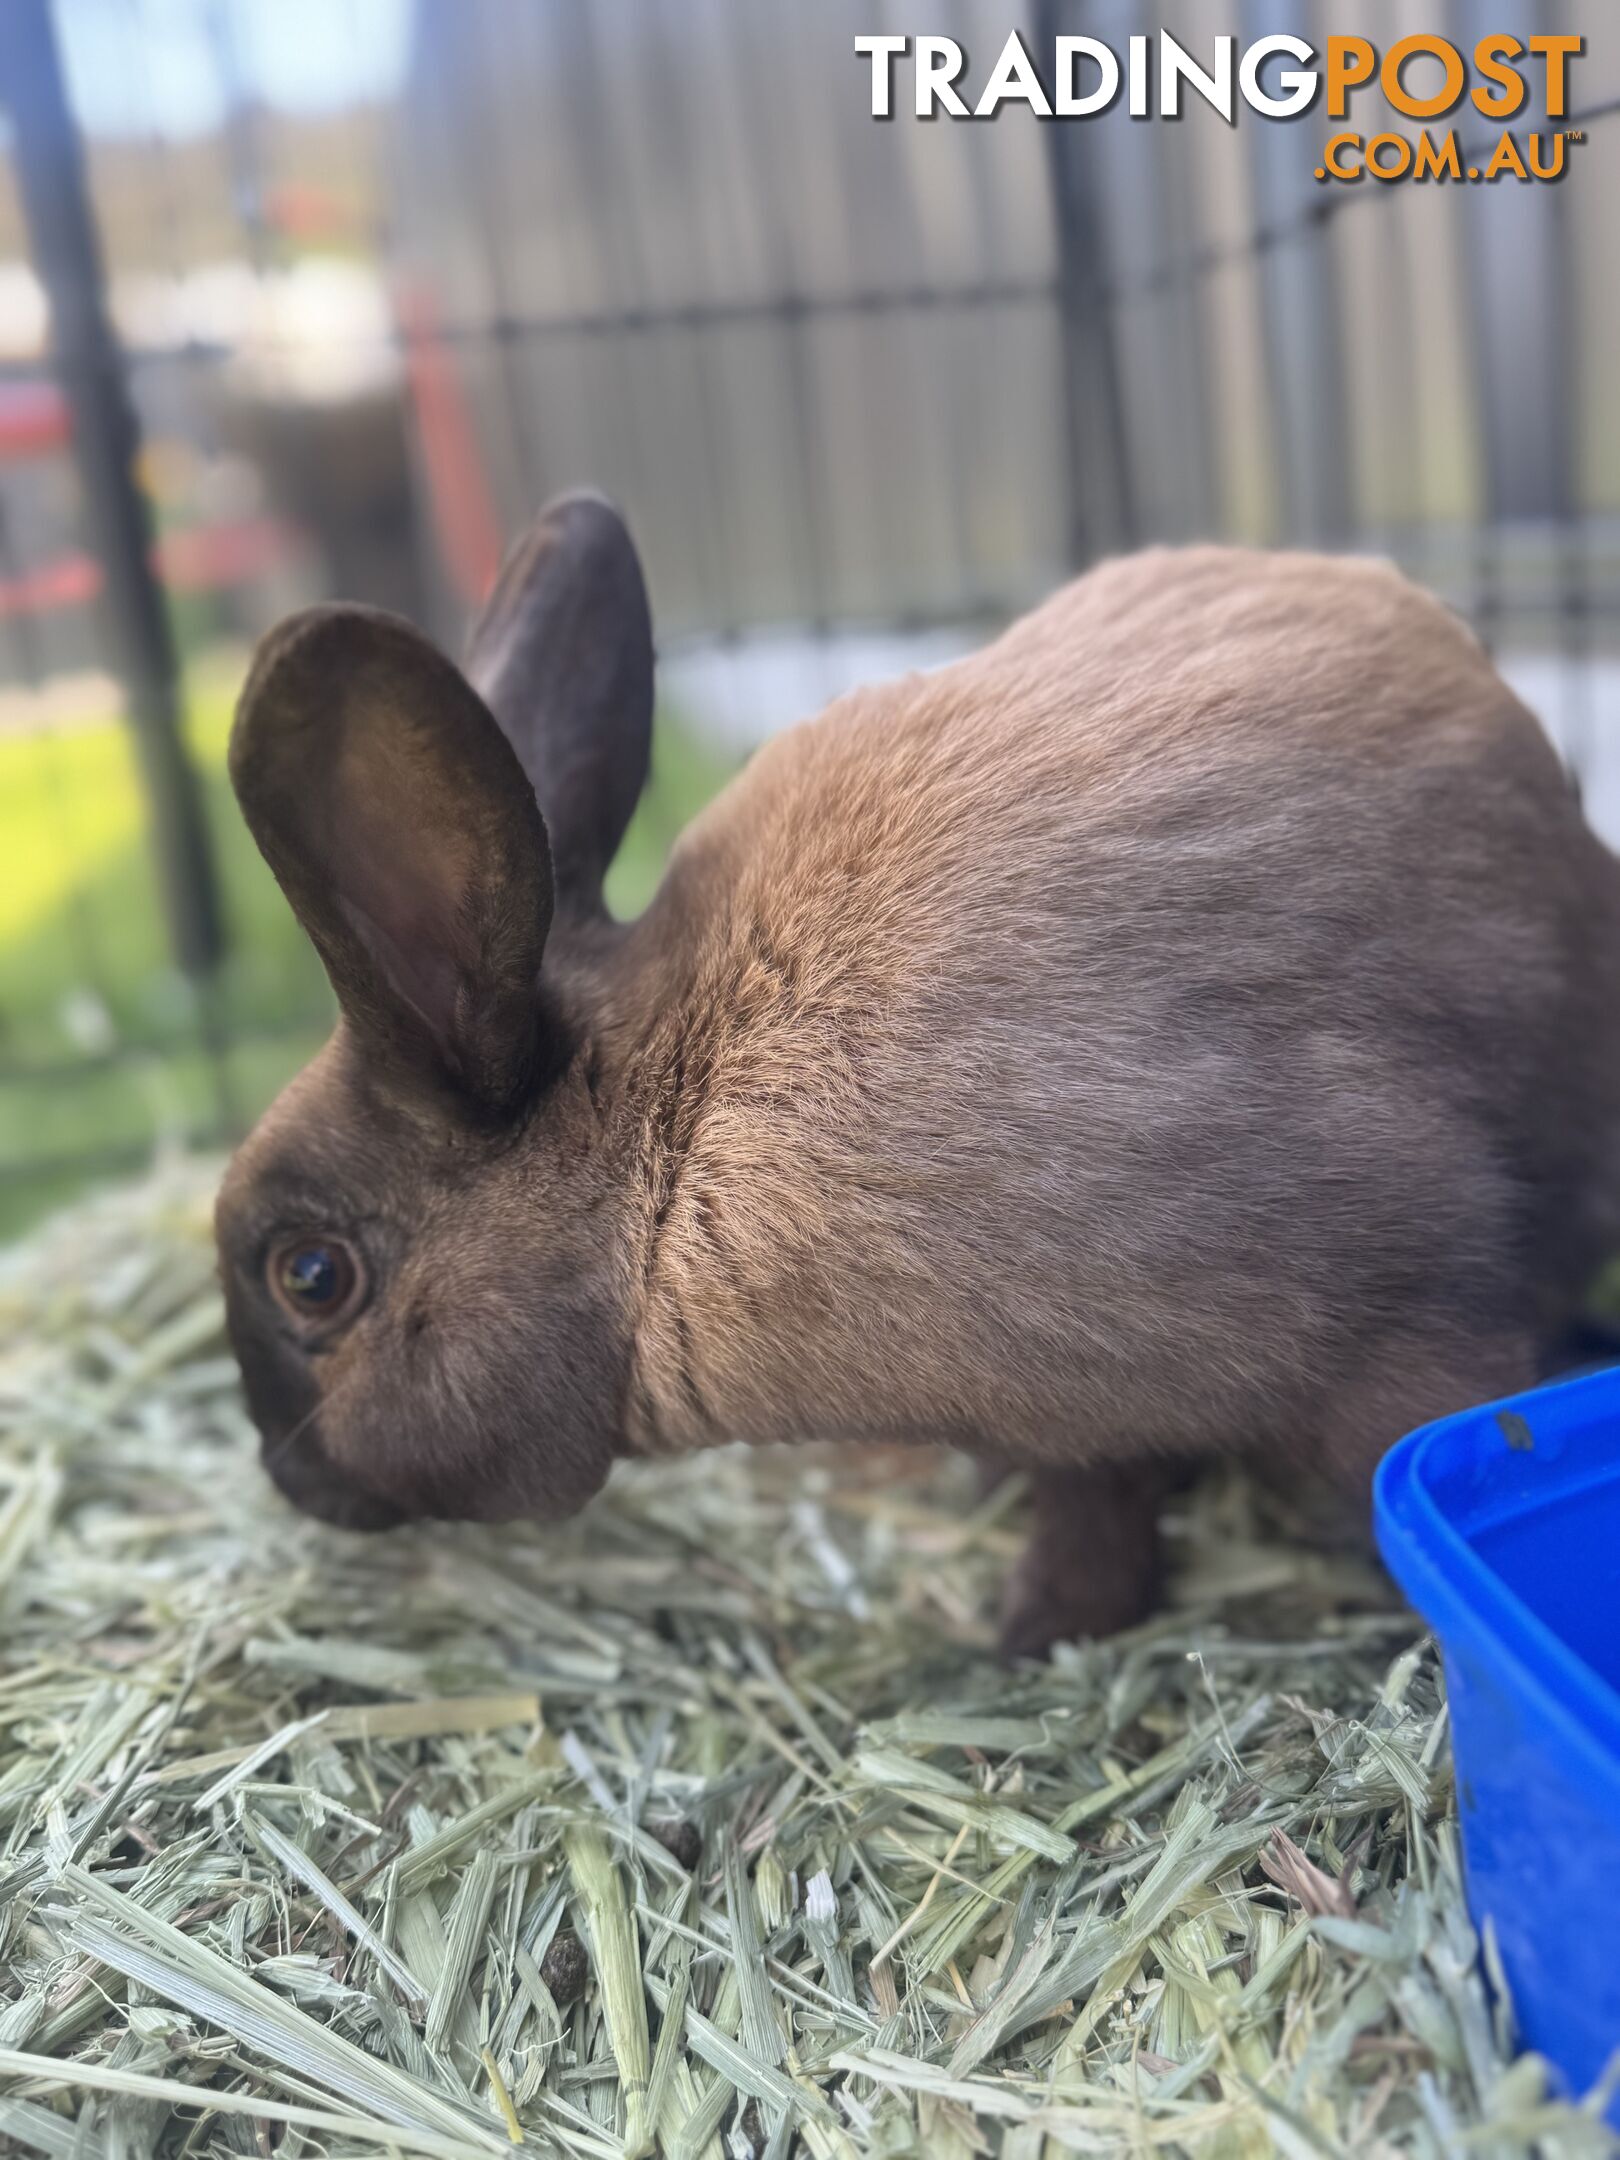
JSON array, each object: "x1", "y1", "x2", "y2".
[{"x1": 261, "y1": 1366, "x2": 359, "y2": 1471}]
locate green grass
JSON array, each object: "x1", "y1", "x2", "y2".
[{"x1": 0, "y1": 656, "x2": 736, "y2": 1238}]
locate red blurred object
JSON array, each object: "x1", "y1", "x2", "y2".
[
  {"x1": 156, "y1": 514, "x2": 297, "y2": 591},
  {"x1": 396, "y1": 278, "x2": 503, "y2": 607},
  {"x1": 0, "y1": 515, "x2": 299, "y2": 619},
  {"x1": 0, "y1": 371, "x2": 300, "y2": 618},
  {"x1": 0, "y1": 549, "x2": 97, "y2": 616},
  {"x1": 0, "y1": 380, "x2": 70, "y2": 460},
  {"x1": 265, "y1": 181, "x2": 360, "y2": 245}
]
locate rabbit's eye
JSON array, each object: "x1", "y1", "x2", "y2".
[{"x1": 269, "y1": 1239, "x2": 362, "y2": 1326}]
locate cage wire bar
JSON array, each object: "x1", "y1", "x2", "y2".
[{"x1": 0, "y1": 2, "x2": 1617, "y2": 1220}]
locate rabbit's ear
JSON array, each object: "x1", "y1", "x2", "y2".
[
  {"x1": 230, "y1": 605, "x2": 554, "y2": 1119},
  {"x1": 464, "y1": 492, "x2": 654, "y2": 915}
]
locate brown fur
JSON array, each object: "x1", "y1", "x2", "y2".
[{"x1": 216, "y1": 505, "x2": 1620, "y2": 1654}]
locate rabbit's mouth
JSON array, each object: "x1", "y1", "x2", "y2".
[
  {"x1": 224, "y1": 1272, "x2": 408, "y2": 1531},
  {"x1": 263, "y1": 1423, "x2": 409, "y2": 1533},
  {"x1": 228, "y1": 1338, "x2": 402, "y2": 1536}
]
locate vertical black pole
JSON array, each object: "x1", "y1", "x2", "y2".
[
  {"x1": 0, "y1": 0, "x2": 222, "y2": 983},
  {"x1": 1036, "y1": 0, "x2": 1136, "y2": 566}
]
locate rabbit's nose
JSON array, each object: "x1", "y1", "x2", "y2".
[{"x1": 263, "y1": 1428, "x2": 408, "y2": 1532}]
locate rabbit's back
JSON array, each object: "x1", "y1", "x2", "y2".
[{"x1": 624, "y1": 549, "x2": 1620, "y2": 1467}]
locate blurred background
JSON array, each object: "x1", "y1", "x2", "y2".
[{"x1": 0, "y1": 0, "x2": 1616, "y2": 1236}]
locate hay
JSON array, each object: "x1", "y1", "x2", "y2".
[{"x1": 0, "y1": 1163, "x2": 1612, "y2": 2159}]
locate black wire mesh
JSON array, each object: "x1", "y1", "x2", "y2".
[{"x1": 0, "y1": 0, "x2": 1616, "y2": 1232}]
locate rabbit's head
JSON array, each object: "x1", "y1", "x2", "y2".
[{"x1": 215, "y1": 496, "x2": 655, "y2": 1531}]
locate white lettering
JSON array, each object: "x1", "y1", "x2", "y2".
[
  {"x1": 854, "y1": 35, "x2": 908, "y2": 119},
  {"x1": 975, "y1": 30, "x2": 1053, "y2": 118}
]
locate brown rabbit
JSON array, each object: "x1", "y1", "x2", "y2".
[{"x1": 215, "y1": 496, "x2": 1620, "y2": 1656}]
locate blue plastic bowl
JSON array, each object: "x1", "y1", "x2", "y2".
[{"x1": 1375, "y1": 1365, "x2": 1620, "y2": 2107}]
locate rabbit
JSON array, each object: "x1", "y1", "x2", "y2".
[{"x1": 215, "y1": 494, "x2": 1620, "y2": 1657}]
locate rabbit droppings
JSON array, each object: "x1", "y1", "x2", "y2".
[{"x1": 215, "y1": 496, "x2": 1620, "y2": 1658}]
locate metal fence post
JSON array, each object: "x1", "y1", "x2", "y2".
[
  {"x1": 1035, "y1": 0, "x2": 1137, "y2": 567},
  {"x1": 0, "y1": 0, "x2": 223, "y2": 984}
]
